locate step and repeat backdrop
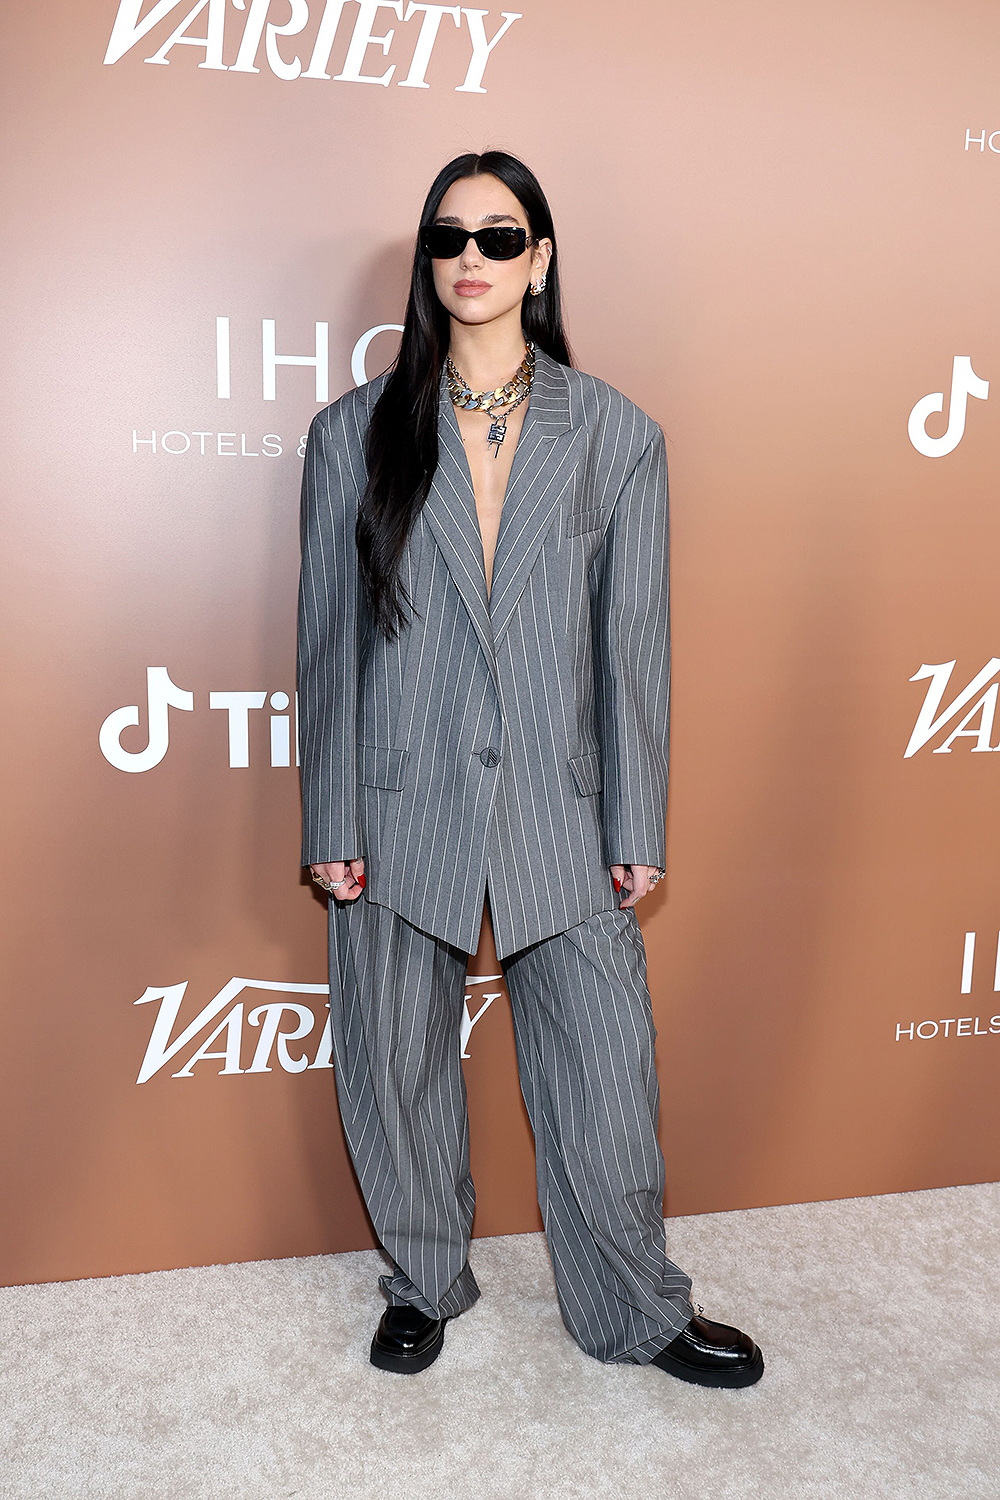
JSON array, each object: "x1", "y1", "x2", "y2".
[{"x1": 3, "y1": 0, "x2": 999, "y2": 1285}]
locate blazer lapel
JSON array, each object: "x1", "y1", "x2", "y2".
[
  {"x1": 420, "y1": 344, "x2": 580, "y2": 669},
  {"x1": 487, "y1": 346, "x2": 579, "y2": 647},
  {"x1": 422, "y1": 372, "x2": 499, "y2": 686}
]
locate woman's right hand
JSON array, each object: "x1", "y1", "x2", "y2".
[{"x1": 310, "y1": 859, "x2": 366, "y2": 901}]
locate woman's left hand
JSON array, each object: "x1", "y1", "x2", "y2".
[{"x1": 610, "y1": 864, "x2": 661, "y2": 908}]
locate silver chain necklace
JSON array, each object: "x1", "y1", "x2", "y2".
[{"x1": 446, "y1": 340, "x2": 536, "y2": 457}]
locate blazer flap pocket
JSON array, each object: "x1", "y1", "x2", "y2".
[
  {"x1": 564, "y1": 506, "x2": 603, "y2": 538},
  {"x1": 568, "y1": 750, "x2": 602, "y2": 796},
  {"x1": 357, "y1": 743, "x2": 409, "y2": 790}
]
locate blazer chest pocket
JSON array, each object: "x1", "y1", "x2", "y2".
[
  {"x1": 563, "y1": 506, "x2": 603, "y2": 539},
  {"x1": 568, "y1": 750, "x2": 602, "y2": 796},
  {"x1": 357, "y1": 743, "x2": 409, "y2": 790}
]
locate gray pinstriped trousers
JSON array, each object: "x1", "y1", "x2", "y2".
[{"x1": 327, "y1": 888, "x2": 695, "y2": 1364}]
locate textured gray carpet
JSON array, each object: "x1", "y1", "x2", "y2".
[{"x1": 1, "y1": 1183, "x2": 998, "y2": 1500}]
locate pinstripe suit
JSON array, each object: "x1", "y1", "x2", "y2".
[{"x1": 297, "y1": 346, "x2": 695, "y2": 1362}]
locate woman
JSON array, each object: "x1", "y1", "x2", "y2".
[{"x1": 297, "y1": 150, "x2": 764, "y2": 1388}]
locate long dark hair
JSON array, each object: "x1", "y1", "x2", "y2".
[{"x1": 358, "y1": 150, "x2": 574, "y2": 639}]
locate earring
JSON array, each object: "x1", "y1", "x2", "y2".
[{"x1": 529, "y1": 273, "x2": 547, "y2": 296}]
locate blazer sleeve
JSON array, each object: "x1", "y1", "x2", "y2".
[
  {"x1": 591, "y1": 421, "x2": 671, "y2": 870},
  {"x1": 296, "y1": 406, "x2": 362, "y2": 867}
]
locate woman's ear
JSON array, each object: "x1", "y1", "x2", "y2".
[{"x1": 533, "y1": 236, "x2": 553, "y2": 279}]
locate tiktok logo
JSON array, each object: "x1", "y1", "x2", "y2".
[
  {"x1": 99, "y1": 667, "x2": 194, "y2": 772},
  {"x1": 908, "y1": 355, "x2": 989, "y2": 457},
  {"x1": 99, "y1": 666, "x2": 299, "y2": 771}
]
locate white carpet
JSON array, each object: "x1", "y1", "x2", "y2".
[{"x1": 1, "y1": 1182, "x2": 998, "y2": 1500}]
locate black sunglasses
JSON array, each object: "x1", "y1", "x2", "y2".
[{"x1": 419, "y1": 224, "x2": 532, "y2": 261}]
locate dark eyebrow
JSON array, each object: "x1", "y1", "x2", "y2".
[{"x1": 433, "y1": 212, "x2": 522, "y2": 226}]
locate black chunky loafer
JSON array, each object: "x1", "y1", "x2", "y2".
[
  {"x1": 370, "y1": 1304, "x2": 447, "y2": 1374},
  {"x1": 651, "y1": 1309, "x2": 765, "y2": 1388}
]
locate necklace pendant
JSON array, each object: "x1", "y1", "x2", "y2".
[{"x1": 487, "y1": 412, "x2": 507, "y2": 456}]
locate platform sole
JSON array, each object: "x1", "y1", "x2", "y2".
[
  {"x1": 369, "y1": 1320, "x2": 446, "y2": 1374},
  {"x1": 651, "y1": 1345, "x2": 765, "y2": 1388}
]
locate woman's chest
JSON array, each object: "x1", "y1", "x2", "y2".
[{"x1": 453, "y1": 402, "x2": 530, "y2": 593}]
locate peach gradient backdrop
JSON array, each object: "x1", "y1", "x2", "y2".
[{"x1": 2, "y1": 0, "x2": 999, "y2": 1283}]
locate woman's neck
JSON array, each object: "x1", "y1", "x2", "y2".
[{"x1": 447, "y1": 312, "x2": 529, "y2": 393}]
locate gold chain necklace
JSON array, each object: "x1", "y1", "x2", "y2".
[{"x1": 446, "y1": 340, "x2": 535, "y2": 457}]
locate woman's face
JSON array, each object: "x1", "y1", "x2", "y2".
[{"x1": 428, "y1": 173, "x2": 552, "y2": 329}]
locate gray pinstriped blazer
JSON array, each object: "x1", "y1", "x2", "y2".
[{"x1": 296, "y1": 344, "x2": 670, "y2": 961}]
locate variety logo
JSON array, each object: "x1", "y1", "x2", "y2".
[
  {"x1": 895, "y1": 930, "x2": 1000, "y2": 1041},
  {"x1": 905, "y1": 659, "x2": 1000, "y2": 758},
  {"x1": 908, "y1": 355, "x2": 989, "y2": 457},
  {"x1": 104, "y1": 1, "x2": 521, "y2": 93},
  {"x1": 100, "y1": 667, "x2": 298, "y2": 771},
  {"x1": 134, "y1": 972, "x2": 502, "y2": 1081},
  {"x1": 460, "y1": 973, "x2": 500, "y2": 1058}
]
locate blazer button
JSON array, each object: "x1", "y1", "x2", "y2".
[{"x1": 479, "y1": 746, "x2": 501, "y2": 767}]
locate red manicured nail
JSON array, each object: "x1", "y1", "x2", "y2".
[
  {"x1": 612, "y1": 877, "x2": 621, "y2": 891},
  {"x1": 358, "y1": 874, "x2": 366, "y2": 888}
]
